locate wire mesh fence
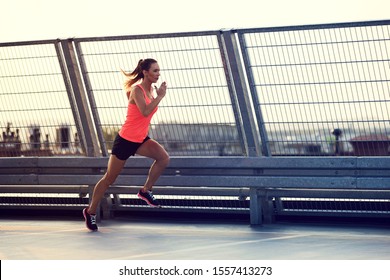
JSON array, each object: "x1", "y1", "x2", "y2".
[
  {"x1": 240, "y1": 21, "x2": 390, "y2": 156},
  {"x1": 0, "y1": 41, "x2": 85, "y2": 157},
  {"x1": 1, "y1": 21, "x2": 389, "y2": 158},
  {"x1": 75, "y1": 33, "x2": 244, "y2": 156}
]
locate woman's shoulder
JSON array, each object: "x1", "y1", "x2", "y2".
[
  {"x1": 130, "y1": 84, "x2": 145, "y2": 92},
  {"x1": 128, "y1": 84, "x2": 142, "y2": 95},
  {"x1": 129, "y1": 84, "x2": 146, "y2": 102}
]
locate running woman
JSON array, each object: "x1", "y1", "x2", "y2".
[{"x1": 83, "y1": 58, "x2": 170, "y2": 231}]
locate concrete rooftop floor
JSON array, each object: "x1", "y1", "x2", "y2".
[{"x1": 1, "y1": 213, "x2": 390, "y2": 260}]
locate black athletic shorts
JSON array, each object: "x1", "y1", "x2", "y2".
[{"x1": 111, "y1": 134, "x2": 150, "y2": 160}]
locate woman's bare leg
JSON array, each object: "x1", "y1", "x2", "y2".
[
  {"x1": 135, "y1": 139, "x2": 170, "y2": 191},
  {"x1": 87, "y1": 155, "x2": 126, "y2": 214}
]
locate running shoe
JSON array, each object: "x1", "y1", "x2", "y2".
[
  {"x1": 83, "y1": 208, "x2": 98, "y2": 231},
  {"x1": 137, "y1": 189, "x2": 161, "y2": 208}
]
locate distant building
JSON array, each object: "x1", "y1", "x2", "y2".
[{"x1": 150, "y1": 123, "x2": 244, "y2": 156}]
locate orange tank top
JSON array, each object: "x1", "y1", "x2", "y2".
[{"x1": 119, "y1": 84, "x2": 158, "y2": 143}]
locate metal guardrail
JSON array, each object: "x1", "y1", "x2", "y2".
[{"x1": 1, "y1": 156, "x2": 390, "y2": 223}]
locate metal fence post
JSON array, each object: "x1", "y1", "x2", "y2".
[
  {"x1": 237, "y1": 32, "x2": 272, "y2": 157},
  {"x1": 220, "y1": 30, "x2": 262, "y2": 157},
  {"x1": 54, "y1": 40, "x2": 85, "y2": 155},
  {"x1": 217, "y1": 33, "x2": 247, "y2": 156},
  {"x1": 60, "y1": 39, "x2": 100, "y2": 157},
  {"x1": 74, "y1": 40, "x2": 108, "y2": 157}
]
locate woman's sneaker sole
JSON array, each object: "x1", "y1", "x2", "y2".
[{"x1": 137, "y1": 191, "x2": 161, "y2": 208}]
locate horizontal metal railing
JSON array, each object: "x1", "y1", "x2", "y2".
[{"x1": 1, "y1": 156, "x2": 390, "y2": 221}]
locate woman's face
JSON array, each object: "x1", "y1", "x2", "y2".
[{"x1": 144, "y1": 63, "x2": 160, "y2": 83}]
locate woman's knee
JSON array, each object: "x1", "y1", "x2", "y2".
[
  {"x1": 163, "y1": 153, "x2": 170, "y2": 166},
  {"x1": 158, "y1": 152, "x2": 170, "y2": 167}
]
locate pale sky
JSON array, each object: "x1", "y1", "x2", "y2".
[{"x1": 1, "y1": 0, "x2": 389, "y2": 42}]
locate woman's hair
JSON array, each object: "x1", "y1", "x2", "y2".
[{"x1": 121, "y1": 58, "x2": 157, "y2": 91}]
